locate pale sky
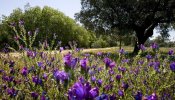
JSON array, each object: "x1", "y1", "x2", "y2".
[
  {"x1": 0, "y1": 0, "x2": 81, "y2": 19},
  {"x1": 0, "y1": 0, "x2": 174, "y2": 41}
]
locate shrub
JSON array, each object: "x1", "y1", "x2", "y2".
[{"x1": 91, "y1": 36, "x2": 109, "y2": 48}]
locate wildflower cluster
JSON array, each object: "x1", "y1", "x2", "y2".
[
  {"x1": 1, "y1": 24, "x2": 175, "y2": 99},
  {"x1": 1, "y1": 43, "x2": 175, "y2": 99}
]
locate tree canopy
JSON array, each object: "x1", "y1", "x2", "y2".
[
  {"x1": 75, "y1": 0, "x2": 175, "y2": 53},
  {"x1": 0, "y1": 5, "x2": 96, "y2": 50}
]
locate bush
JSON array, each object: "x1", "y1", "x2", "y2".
[{"x1": 91, "y1": 36, "x2": 109, "y2": 48}]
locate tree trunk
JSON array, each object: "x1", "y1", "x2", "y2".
[{"x1": 132, "y1": 27, "x2": 154, "y2": 54}]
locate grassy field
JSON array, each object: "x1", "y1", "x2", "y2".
[
  {"x1": 0, "y1": 46, "x2": 173, "y2": 58},
  {"x1": 0, "y1": 45, "x2": 175, "y2": 99}
]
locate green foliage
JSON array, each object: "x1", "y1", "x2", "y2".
[
  {"x1": 145, "y1": 35, "x2": 175, "y2": 47},
  {"x1": 76, "y1": 0, "x2": 175, "y2": 53},
  {"x1": 76, "y1": 0, "x2": 175, "y2": 33},
  {"x1": 91, "y1": 36, "x2": 109, "y2": 48},
  {"x1": 0, "y1": 6, "x2": 95, "y2": 50}
]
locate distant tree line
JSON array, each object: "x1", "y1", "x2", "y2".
[
  {"x1": 0, "y1": 4, "x2": 174, "y2": 51},
  {"x1": 0, "y1": 5, "x2": 97, "y2": 50}
]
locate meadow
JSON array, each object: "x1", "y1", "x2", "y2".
[
  {"x1": 0, "y1": 21, "x2": 175, "y2": 100},
  {"x1": 0, "y1": 44, "x2": 175, "y2": 100}
]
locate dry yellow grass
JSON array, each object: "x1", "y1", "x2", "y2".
[{"x1": 0, "y1": 46, "x2": 173, "y2": 59}]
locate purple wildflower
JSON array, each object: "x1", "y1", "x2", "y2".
[
  {"x1": 7, "y1": 88, "x2": 18, "y2": 97},
  {"x1": 119, "y1": 48, "x2": 125, "y2": 55},
  {"x1": 21, "y1": 66, "x2": 28, "y2": 76},
  {"x1": 89, "y1": 87, "x2": 99, "y2": 98},
  {"x1": 118, "y1": 90, "x2": 124, "y2": 97},
  {"x1": 118, "y1": 67, "x2": 126, "y2": 73},
  {"x1": 146, "y1": 54, "x2": 152, "y2": 60},
  {"x1": 97, "y1": 52, "x2": 102, "y2": 56},
  {"x1": 91, "y1": 76, "x2": 96, "y2": 82},
  {"x1": 122, "y1": 59, "x2": 130, "y2": 63},
  {"x1": 60, "y1": 47, "x2": 64, "y2": 52},
  {"x1": 116, "y1": 74, "x2": 122, "y2": 81},
  {"x1": 109, "y1": 69, "x2": 115, "y2": 75},
  {"x1": 78, "y1": 76, "x2": 86, "y2": 84},
  {"x1": 2, "y1": 75, "x2": 9, "y2": 81},
  {"x1": 2, "y1": 75, "x2": 14, "y2": 82},
  {"x1": 110, "y1": 93, "x2": 117, "y2": 100},
  {"x1": 91, "y1": 65, "x2": 97, "y2": 69},
  {"x1": 104, "y1": 84, "x2": 113, "y2": 91},
  {"x1": 145, "y1": 93, "x2": 158, "y2": 100},
  {"x1": 148, "y1": 61, "x2": 154, "y2": 67},
  {"x1": 37, "y1": 61, "x2": 44, "y2": 67},
  {"x1": 134, "y1": 91, "x2": 142, "y2": 100},
  {"x1": 140, "y1": 44, "x2": 146, "y2": 51},
  {"x1": 95, "y1": 93, "x2": 108, "y2": 100},
  {"x1": 103, "y1": 57, "x2": 111, "y2": 68},
  {"x1": 64, "y1": 53, "x2": 72, "y2": 65},
  {"x1": 68, "y1": 82, "x2": 86, "y2": 100},
  {"x1": 63, "y1": 53, "x2": 77, "y2": 69},
  {"x1": 170, "y1": 62, "x2": 175, "y2": 72},
  {"x1": 84, "y1": 82, "x2": 91, "y2": 97},
  {"x1": 9, "y1": 76, "x2": 14, "y2": 82},
  {"x1": 154, "y1": 62, "x2": 160, "y2": 72},
  {"x1": 138, "y1": 60, "x2": 144, "y2": 65},
  {"x1": 110, "y1": 77, "x2": 114, "y2": 83},
  {"x1": 32, "y1": 76, "x2": 43, "y2": 85},
  {"x1": 98, "y1": 67, "x2": 103, "y2": 72},
  {"x1": 151, "y1": 43, "x2": 159, "y2": 52},
  {"x1": 76, "y1": 48, "x2": 81, "y2": 52},
  {"x1": 43, "y1": 73, "x2": 48, "y2": 80},
  {"x1": 53, "y1": 70, "x2": 69, "y2": 82},
  {"x1": 151, "y1": 43, "x2": 158, "y2": 49},
  {"x1": 70, "y1": 58, "x2": 78, "y2": 68},
  {"x1": 97, "y1": 79, "x2": 103, "y2": 86},
  {"x1": 84, "y1": 53, "x2": 90, "y2": 57},
  {"x1": 104, "y1": 57, "x2": 116, "y2": 69},
  {"x1": 168, "y1": 49, "x2": 174, "y2": 55},
  {"x1": 27, "y1": 50, "x2": 37, "y2": 58},
  {"x1": 89, "y1": 70, "x2": 96, "y2": 76},
  {"x1": 109, "y1": 61, "x2": 116, "y2": 69},
  {"x1": 121, "y1": 82, "x2": 129, "y2": 91},
  {"x1": 80, "y1": 58, "x2": 88, "y2": 70},
  {"x1": 31, "y1": 92, "x2": 39, "y2": 99},
  {"x1": 40, "y1": 95, "x2": 47, "y2": 100},
  {"x1": 0, "y1": 69, "x2": 4, "y2": 73},
  {"x1": 151, "y1": 93, "x2": 158, "y2": 100}
]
